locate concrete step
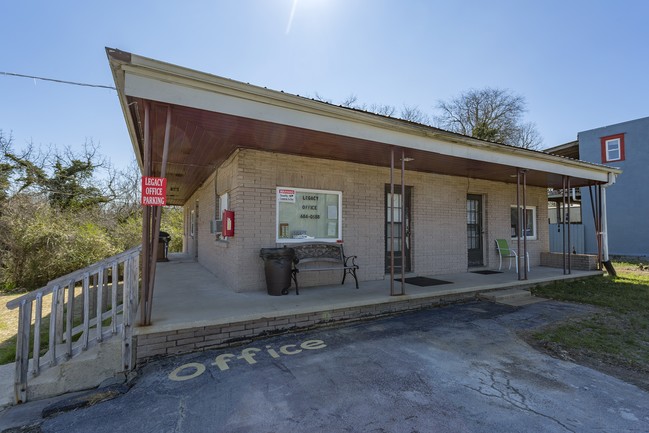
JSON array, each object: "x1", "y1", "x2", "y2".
[
  {"x1": 0, "y1": 363, "x2": 15, "y2": 409},
  {"x1": 0, "y1": 338, "x2": 123, "y2": 409},
  {"x1": 478, "y1": 288, "x2": 547, "y2": 306}
]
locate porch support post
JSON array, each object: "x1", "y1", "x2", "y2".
[
  {"x1": 390, "y1": 148, "x2": 395, "y2": 296},
  {"x1": 140, "y1": 101, "x2": 151, "y2": 326},
  {"x1": 566, "y1": 176, "x2": 572, "y2": 274},
  {"x1": 600, "y1": 180, "x2": 617, "y2": 276},
  {"x1": 561, "y1": 176, "x2": 567, "y2": 274},
  {"x1": 522, "y1": 169, "x2": 528, "y2": 280},
  {"x1": 515, "y1": 169, "x2": 528, "y2": 280},
  {"x1": 400, "y1": 149, "x2": 406, "y2": 295},
  {"x1": 516, "y1": 170, "x2": 520, "y2": 280},
  {"x1": 143, "y1": 105, "x2": 172, "y2": 325},
  {"x1": 516, "y1": 170, "x2": 527, "y2": 280},
  {"x1": 588, "y1": 185, "x2": 604, "y2": 271},
  {"x1": 597, "y1": 185, "x2": 603, "y2": 268}
]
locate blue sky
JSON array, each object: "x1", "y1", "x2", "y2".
[{"x1": 1, "y1": 0, "x2": 648, "y2": 168}]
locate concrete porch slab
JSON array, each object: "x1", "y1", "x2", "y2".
[
  {"x1": 140, "y1": 255, "x2": 600, "y2": 336},
  {"x1": 131, "y1": 254, "x2": 602, "y2": 363}
]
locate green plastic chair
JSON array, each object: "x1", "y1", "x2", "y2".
[{"x1": 495, "y1": 239, "x2": 530, "y2": 273}]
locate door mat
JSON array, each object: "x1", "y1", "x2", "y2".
[
  {"x1": 396, "y1": 277, "x2": 453, "y2": 286},
  {"x1": 471, "y1": 270, "x2": 503, "y2": 275}
]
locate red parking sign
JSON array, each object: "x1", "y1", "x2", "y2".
[{"x1": 141, "y1": 176, "x2": 167, "y2": 206}]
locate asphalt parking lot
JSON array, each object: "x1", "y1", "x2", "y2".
[{"x1": 9, "y1": 300, "x2": 649, "y2": 432}]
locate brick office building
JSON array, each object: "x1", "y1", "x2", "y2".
[{"x1": 107, "y1": 48, "x2": 620, "y2": 295}]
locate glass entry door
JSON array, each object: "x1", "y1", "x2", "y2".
[
  {"x1": 385, "y1": 185, "x2": 412, "y2": 273},
  {"x1": 467, "y1": 194, "x2": 484, "y2": 267}
]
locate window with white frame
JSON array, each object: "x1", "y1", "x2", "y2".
[
  {"x1": 606, "y1": 138, "x2": 621, "y2": 161},
  {"x1": 510, "y1": 206, "x2": 537, "y2": 240},
  {"x1": 600, "y1": 133, "x2": 625, "y2": 163},
  {"x1": 211, "y1": 192, "x2": 229, "y2": 237},
  {"x1": 276, "y1": 187, "x2": 342, "y2": 243}
]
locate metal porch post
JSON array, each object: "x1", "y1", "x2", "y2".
[
  {"x1": 515, "y1": 169, "x2": 528, "y2": 281},
  {"x1": 597, "y1": 185, "x2": 603, "y2": 268},
  {"x1": 400, "y1": 149, "x2": 406, "y2": 295},
  {"x1": 597, "y1": 184, "x2": 604, "y2": 269},
  {"x1": 390, "y1": 148, "x2": 395, "y2": 296},
  {"x1": 522, "y1": 169, "x2": 528, "y2": 280},
  {"x1": 140, "y1": 102, "x2": 151, "y2": 326},
  {"x1": 566, "y1": 176, "x2": 572, "y2": 274},
  {"x1": 561, "y1": 176, "x2": 566, "y2": 274},
  {"x1": 589, "y1": 184, "x2": 603, "y2": 270},
  {"x1": 144, "y1": 105, "x2": 172, "y2": 325},
  {"x1": 389, "y1": 148, "x2": 406, "y2": 296},
  {"x1": 516, "y1": 170, "x2": 521, "y2": 280}
]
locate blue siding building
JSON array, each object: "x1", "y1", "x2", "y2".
[{"x1": 578, "y1": 117, "x2": 649, "y2": 257}]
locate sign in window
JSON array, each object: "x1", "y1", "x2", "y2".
[{"x1": 276, "y1": 187, "x2": 342, "y2": 242}]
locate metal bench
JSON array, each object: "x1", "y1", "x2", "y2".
[{"x1": 290, "y1": 242, "x2": 359, "y2": 295}]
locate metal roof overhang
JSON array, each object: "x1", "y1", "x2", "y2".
[{"x1": 107, "y1": 48, "x2": 621, "y2": 206}]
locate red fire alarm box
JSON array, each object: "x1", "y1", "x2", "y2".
[{"x1": 223, "y1": 210, "x2": 235, "y2": 237}]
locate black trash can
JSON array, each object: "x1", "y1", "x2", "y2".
[
  {"x1": 259, "y1": 247, "x2": 295, "y2": 296},
  {"x1": 158, "y1": 231, "x2": 171, "y2": 262}
]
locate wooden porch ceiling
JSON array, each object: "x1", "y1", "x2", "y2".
[{"x1": 133, "y1": 99, "x2": 597, "y2": 206}]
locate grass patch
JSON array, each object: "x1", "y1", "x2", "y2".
[
  {"x1": 0, "y1": 293, "x2": 23, "y2": 364},
  {"x1": 531, "y1": 264, "x2": 649, "y2": 375},
  {"x1": 0, "y1": 291, "x2": 118, "y2": 365}
]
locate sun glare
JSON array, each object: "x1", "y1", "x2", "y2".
[
  {"x1": 286, "y1": 0, "x2": 329, "y2": 35},
  {"x1": 286, "y1": 0, "x2": 299, "y2": 34}
]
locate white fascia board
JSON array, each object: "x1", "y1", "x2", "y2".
[
  {"x1": 123, "y1": 70, "x2": 615, "y2": 183},
  {"x1": 108, "y1": 61, "x2": 145, "y2": 171}
]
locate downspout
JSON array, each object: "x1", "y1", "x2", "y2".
[
  {"x1": 601, "y1": 172, "x2": 617, "y2": 276},
  {"x1": 587, "y1": 184, "x2": 602, "y2": 268}
]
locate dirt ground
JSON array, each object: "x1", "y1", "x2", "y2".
[
  {"x1": 523, "y1": 332, "x2": 649, "y2": 392},
  {"x1": 521, "y1": 287, "x2": 649, "y2": 395}
]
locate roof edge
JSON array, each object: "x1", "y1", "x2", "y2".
[{"x1": 106, "y1": 48, "x2": 622, "y2": 178}]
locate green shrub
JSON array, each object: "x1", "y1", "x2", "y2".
[{"x1": 0, "y1": 195, "x2": 119, "y2": 291}]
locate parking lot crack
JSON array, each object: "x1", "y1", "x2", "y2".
[
  {"x1": 272, "y1": 360, "x2": 297, "y2": 379},
  {"x1": 173, "y1": 397, "x2": 187, "y2": 433},
  {"x1": 464, "y1": 367, "x2": 576, "y2": 433}
]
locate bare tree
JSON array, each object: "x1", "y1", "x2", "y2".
[
  {"x1": 0, "y1": 131, "x2": 16, "y2": 202},
  {"x1": 434, "y1": 88, "x2": 542, "y2": 149},
  {"x1": 369, "y1": 103, "x2": 396, "y2": 117},
  {"x1": 400, "y1": 105, "x2": 430, "y2": 124},
  {"x1": 312, "y1": 92, "x2": 333, "y2": 104},
  {"x1": 340, "y1": 94, "x2": 360, "y2": 108},
  {"x1": 105, "y1": 159, "x2": 142, "y2": 219},
  {"x1": 312, "y1": 93, "x2": 433, "y2": 124},
  {"x1": 512, "y1": 121, "x2": 543, "y2": 149},
  {"x1": 335, "y1": 94, "x2": 399, "y2": 118}
]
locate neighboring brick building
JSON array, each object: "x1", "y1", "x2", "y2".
[{"x1": 107, "y1": 48, "x2": 620, "y2": 294}]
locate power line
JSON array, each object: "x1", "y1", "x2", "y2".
[{"x1": 0, "y1": 71, "x2": 116, "y2": 90}]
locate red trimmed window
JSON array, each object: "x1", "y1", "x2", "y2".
[{"x1": 600, "y1": 133, "x2": 625, "y2": 163}]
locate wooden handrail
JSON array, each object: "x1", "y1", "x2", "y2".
[
  {"x1": 5, "y1": 245, "x2": 142, "y2": 404},
  {"x1": 6, "y1": 246, "x2": 142, "y2": 309}
]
